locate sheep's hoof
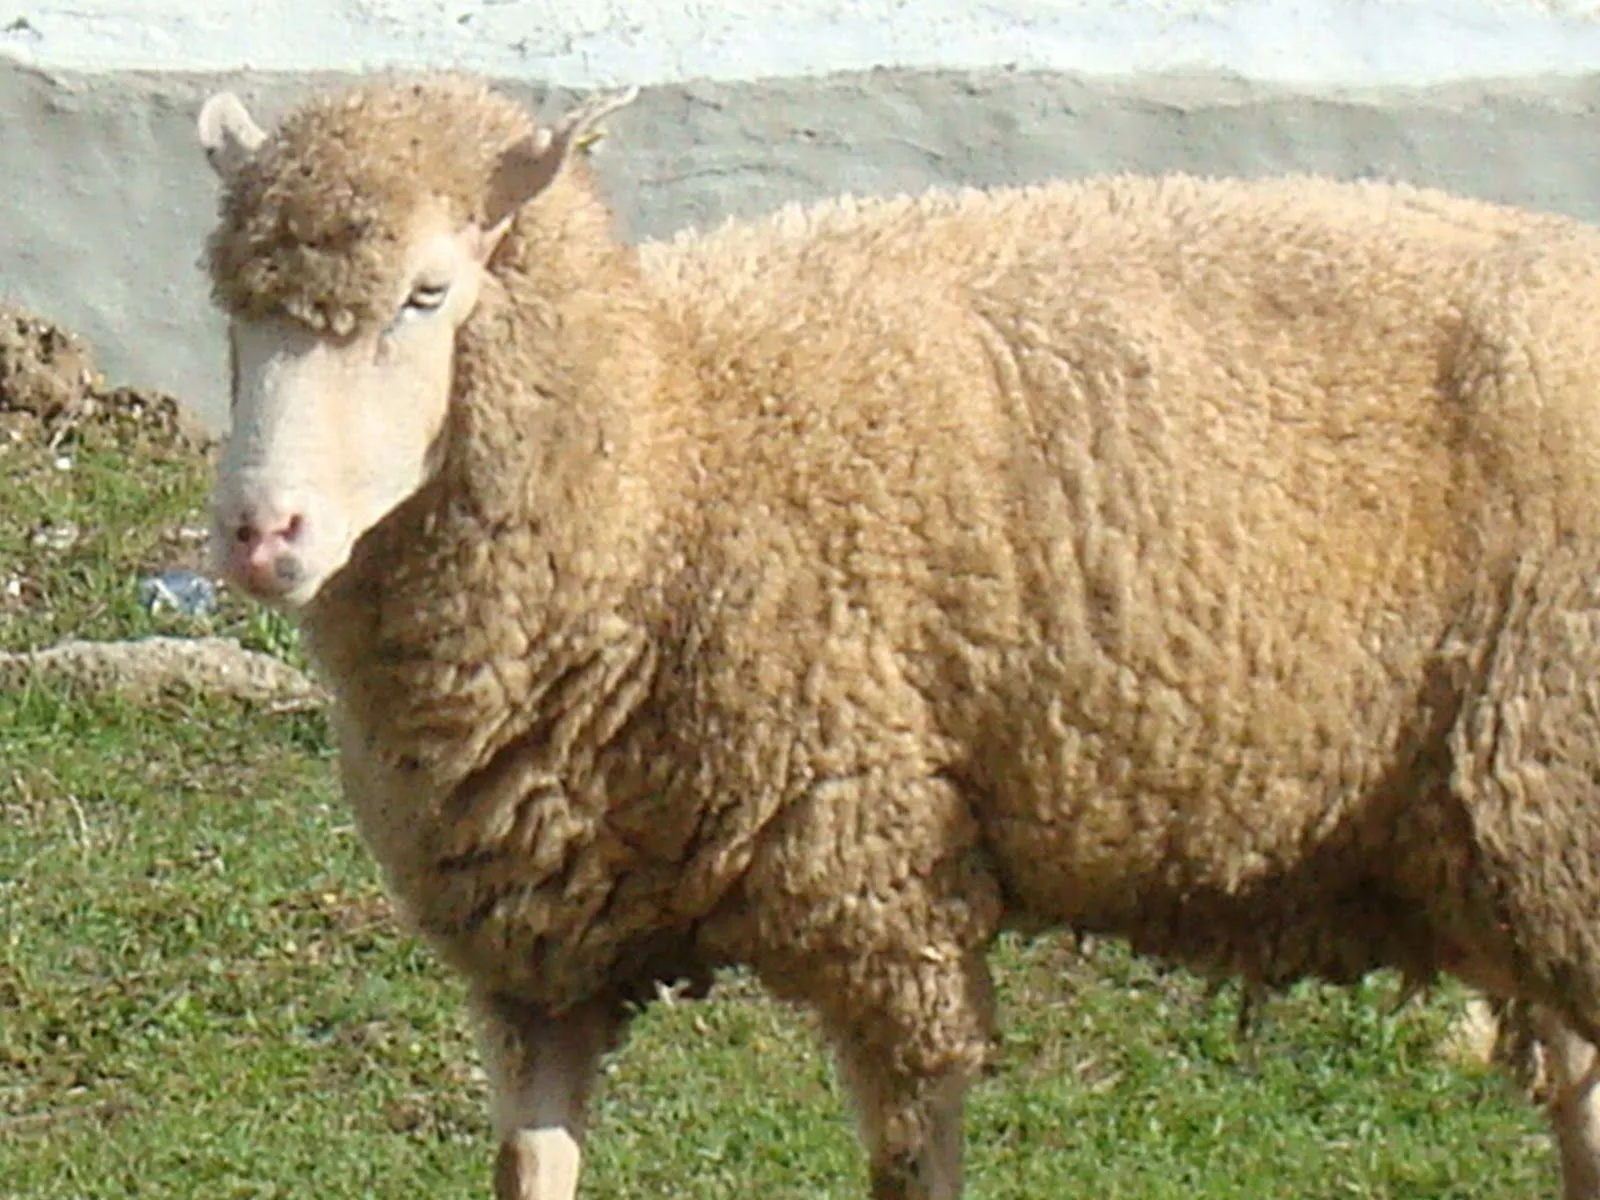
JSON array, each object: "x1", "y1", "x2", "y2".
[{"x1": 493, "y1": 1128, "x2": 582, "y2": 1200}]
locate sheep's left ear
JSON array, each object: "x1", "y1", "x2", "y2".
[
  {"x1": 481, "y1": 85, "x2": 640, "y2": 252},
  {"x1": 197, "y1": 92, "x2": 267, "y2": 179}
]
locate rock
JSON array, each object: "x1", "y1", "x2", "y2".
[{"x1": 0, "y1": 636, "x2": 325, "y2": 708}]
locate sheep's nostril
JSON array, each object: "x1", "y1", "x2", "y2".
[{"x1": 231, "y1": 509, "x2": 304, "y2": 551}]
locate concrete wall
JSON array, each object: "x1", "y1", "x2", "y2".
[{"x1": 6, "y1": 1, "x2": 1600, "y2": 429}]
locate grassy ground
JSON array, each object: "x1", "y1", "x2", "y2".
[{"x1": 0, "y1": 376, "x2": 1560, "y2": 1198}]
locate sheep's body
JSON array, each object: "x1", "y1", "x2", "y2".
[
  {"x1": 320, "y1": 173, "x2": 1600, "y2": 1007},
  {"x1": 202, "y1": 79, "x2": 1600, "y2": 1200}
]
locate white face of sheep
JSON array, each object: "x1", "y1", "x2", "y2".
[
  {"x1": 212, "y1": 219, "x2": 487, "y2": 608},
  {"x1": 195, "y1": 87, "x2": 637, "y2": 609}
]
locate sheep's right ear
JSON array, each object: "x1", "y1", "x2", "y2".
[
  {"x1": 197, "y1": 92, "x2": 267, "y2": 179},
  {"x1": 482, "y1": 85, "x2": 640, "y2": 245}
]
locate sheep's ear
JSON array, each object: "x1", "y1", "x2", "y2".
[
  {"x1": 197, "y1": 92, "x2": 267, "y2": 179},
  {"x1": 482, "y1": 85, "x2": 640, "y2": 243}
]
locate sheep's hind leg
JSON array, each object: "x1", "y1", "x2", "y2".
[
  {"x1": 813, "y1": 945, "x2": 996, "y2": 1200},
  {"x1": 742, "y1": 765, "x2": 1004, "y2": 1198},
  {"x1": 835, "y1": 1037, "x2": 972, "y2": 1200},
  {"x1": 1531, "y1": 1006, "x2": 1600, "y2": 1200},
  {"x1": 473, "y1": 992, "x2": 628, "y2": 1200}
]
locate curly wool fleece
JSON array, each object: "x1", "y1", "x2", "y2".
[{"x1": 208, "y1": 75, "x2": 1600, "y2": 1199}]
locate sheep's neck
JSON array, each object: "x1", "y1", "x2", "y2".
[{"x1": 303, "y1": 224, "x2": 685, "y2": 801}]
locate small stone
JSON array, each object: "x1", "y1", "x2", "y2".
[{"x1": 29, "y1": 521, "x2": 79, "y2": 551}]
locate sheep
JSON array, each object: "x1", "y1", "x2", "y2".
[{"x1": 195, "y1": 74, "x2": 1600, "y2": 1200}]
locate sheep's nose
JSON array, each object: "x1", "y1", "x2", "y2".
[{"x1": 223, "y1": 505, "x2": 307, "y2": 598}]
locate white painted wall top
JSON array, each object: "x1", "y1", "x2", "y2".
[{"x1": 6, "y1": 0, "x2": 1600, "y2": 87}]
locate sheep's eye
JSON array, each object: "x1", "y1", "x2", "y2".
[{"x1": 404, "y1": 282, "x2": 450, "y2": 314}]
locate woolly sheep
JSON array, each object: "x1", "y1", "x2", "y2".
[{"x1": 197, "y1": 76, "x2": 1600, "y2": 1199}]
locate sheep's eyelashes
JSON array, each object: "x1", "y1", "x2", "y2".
[{"x1": 403, "y1": 282, "x2": 450, "y2": 314}]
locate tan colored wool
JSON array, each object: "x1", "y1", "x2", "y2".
[{"x1": 207, "y1": 76, "x2": 1600, "y2": 1198}]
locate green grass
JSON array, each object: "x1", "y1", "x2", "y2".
[{"x1": 0, "y1": 410, "x2": 1558, "y2": 1198}]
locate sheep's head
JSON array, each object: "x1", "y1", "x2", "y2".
[{"x1": 197, "y1": 79, "x2": 637, "y2": 608}]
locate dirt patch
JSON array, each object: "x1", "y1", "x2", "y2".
[{"x1": 0, "y1": 305, "x2": 213, "y2": 450}]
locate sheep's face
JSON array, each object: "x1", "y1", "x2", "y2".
[
  {"x1": 196, "y1": 82, "x2": 638, "y2": 608},
  {"x1": 210, "y1": 209, "x2": 494, "y2": 607}
]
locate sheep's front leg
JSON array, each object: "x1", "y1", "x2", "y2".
[
  {"x1": 1533, "y1": 1006, "x2": 1600, "y2": 1200},
  {"x1": 474, "y1": 992, "x2": 627, "y2": 1200}
]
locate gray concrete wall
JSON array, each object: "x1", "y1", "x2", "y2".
[{"x1": 9, "y1": 58, "x2": 1600, "y2": 428}]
